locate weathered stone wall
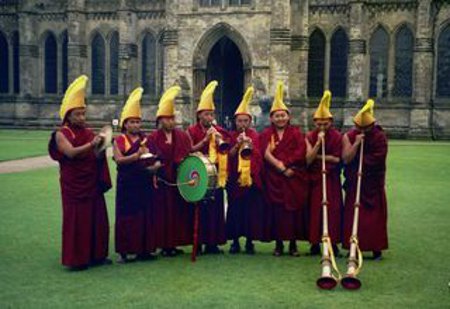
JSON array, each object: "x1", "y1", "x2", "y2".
[{"x1": 0, "y1": 0, "x2": 449, "y2": 138}]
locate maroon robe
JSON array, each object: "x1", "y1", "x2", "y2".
[
  {"x1": 150, "y1": 129, "x2": 193, "y2": 248},
  {"x1": 186, "y1": 123, "x2": 229, "y2": 245},
  {"x1": 226, "y1": 128, "x2": 271, "y2": 241},
  {"x1": 306, "y1": 128, "x2": 343, "y2": 245},
  {"x1": 259, "y1": 125, "x2": 308, "y2": 241},
  {"x1": 48, "y1": 125, "x2": 111, "y2": 267},
  {"x1": 114, "y1": 133, "x2": 156, "y2": 255},
  {"x1": 342, "y1": 125, "x2": 388, "y2": 252}
]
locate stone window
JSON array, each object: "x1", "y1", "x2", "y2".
[
  {"x1": 308, "y1": 28, "x2": 325, "y2": 98},
  {"x1": 229, "y1": 0, "x2": 250, "y2": 5},
  {"x1": 437, "y1": 24, "x2": 450, "y2": 98},
  {"x1": 91, "y1": 32, "x2": 106, "y2": 95},
  {"x1": 142, "y1": 32, "x2": 157, "y2": 96},
  {"x1": 61, "y1": 30, "x2": 68, "y2": 93},
  {"x1": 12, "y1": 31, "x2": 19, "y2": 94},
  {"x1": 44, "y1": 32, "x2": 58, "y2": 94},
  {"x1": 330, "y1": 28, "x2": 348, "y2": 98},
  {"x1": 109, "y1": 31, "x2": 119, "y2": 95},
  {"x1": 369, "y1": 26, "x2": 389, "y2": 98},
  {"x1": 0, "y1": 31, "x2": 9, "y2": 93},
  {"x1": 393, "y1": 25, "x2": 413, "y2": 97},
  {"x1": 200, "y1": 0, "x2": 221, "y2": 6}
]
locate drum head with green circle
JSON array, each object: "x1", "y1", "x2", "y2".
[{"x1": 177, "y1": 155, "x2": 210, "y2": 202}]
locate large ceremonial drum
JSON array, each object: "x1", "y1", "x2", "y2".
[{"x1": 177, "y1": 152, "x2": 217, "y2": 203}]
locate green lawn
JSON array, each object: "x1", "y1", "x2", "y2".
[
  {"x1": 0, "y1": 129, "x2": 52, "y2": 161},
  {"x1": 0, "y1": 141, "x2": 449, "y2": 307}
]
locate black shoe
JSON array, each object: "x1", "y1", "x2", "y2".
[
  {"x1": 137, "y1": 253, "x2": 157, "y2": 261},
  {"x1": 116, "y1": 254, "x2": 133, "y2": 264},
  {"x1": 166, "y1": 248, "x2": 184, "y2": 257},
  {"x1": 310, "y1": 244, "x2": 321, "y2": 256},
  {"x1": 90, "y1": 258, "x2": 112, "y2": 267},
  {"x1": 245, "y1": 240, "x2": 255, "y2": 255},
  {"x1": 332, "y1": 244, "x2": 342, "y2": 258},
  {"x1": 195, "y1": 244, "x2": 203, "y2": 256},
  {"x1": 173, "y1": 248, "x2": 185, "y2": 256},
  {"x1": 273, "y1": 241, "x2": 284, "y2": 257},
  {"x1": 205, "y1": 244, "x2": 224, "y2": 254},
  {"x1": 161, "y1": 249, "x2": 173, "y2": 257},
  {"x1": 229, "y1": 240, "x2": 241, "y2": 254},
  {"x1": 289, "y1": 240, "x2": 300, "y2": 257},
  {"x1": 373, "y1": 251, "x2": 383, "y2": 261}
]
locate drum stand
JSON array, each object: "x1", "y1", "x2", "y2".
[{"x1": 191, "y1": 202, "x2": 200, "y2": 262}]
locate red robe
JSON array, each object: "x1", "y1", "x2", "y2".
[
  {"x1": 306, "y1": 128, "x2": 343, "y2": 244},
  {"x1": 226, "y1": 128, "x2": 271, "y2": 241},
  {"x1": 259, "y1": 125, "x2": 308, "y2": 240},
  {"x1": 114, "y1": 133, "x2": 156, "y2": 255},
  {"x1": 48, "y1": 125, "x2": 111, "y2": 267},
  {"x1": 343, "y1": 125, "x2": 388, "y2": 252},
  {"x1": 186, "y1": 123, "x2": 229, "y2": 245},
  {"x1": 150, "y1": 129, "x2": 193, "y2": 248}
]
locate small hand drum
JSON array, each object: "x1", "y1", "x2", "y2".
[{"x1": 177, "y1": 153, "x2": 217, "y2": 203}]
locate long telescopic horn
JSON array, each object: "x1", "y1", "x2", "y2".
[
  {"x1": 316, "y1": 131, "x2": 341, "y2": 290},
  {"x1": 341, "y1": 137, "x2": 365, "y2": 290}
]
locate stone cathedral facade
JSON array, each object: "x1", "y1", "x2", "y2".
[{"x1": 0, "y1": 0, "x2": 449, "y2": 138}]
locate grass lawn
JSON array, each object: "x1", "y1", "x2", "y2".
[
  {"x1": 0, "y1": 129, "x2": 52, "y2": 161},
  {"x1": 0, "y1": 141, "x2": 449, "y2": 307}
]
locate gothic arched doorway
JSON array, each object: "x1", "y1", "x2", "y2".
[
  {"x1": 206, "y1": 37, "x2": 244, "y2": 127},
  {"x1": 193, "y1": 23, "x2": 252, "y2": 128}
]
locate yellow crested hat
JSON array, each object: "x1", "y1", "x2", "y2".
[
  {"x1": 197, "y1": 80, "x2": 218, "y2": 113},
  {"x1": 234, "y1": 86, "x2": 254, "y2": 118},
  {"x1": 270, "y1": 81, "x2": 289, "y2": 115},
  {"x1": 156, "y1": 86, "x2": 181, "y2": 119},
  {"x1": 59, "y1": 75, "x2": 89, "y2": 121},
  {"x1": 353, "y1": 99, "x2": 376, "y2": 127},
  {"x1": 313, "y1": 90, "x2": 333, "y2": 119},
  {"x1": 120, "y1": 87, "x2": 143, "y2": 127}
]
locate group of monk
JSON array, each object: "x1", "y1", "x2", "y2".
[{"x1": 49, "y1": 75, "x2": 388, "y2": 271}]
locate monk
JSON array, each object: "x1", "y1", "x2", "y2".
[
  {"x1": 226, "y1": 87, "x2": 269, "y2": 254},
  {"x1": 187, "y1": 81, "x2": 229, "y2": 254},
  {"x1": 305, "y1": 91, "x2": 343, "y2": 256},
  {"x1": 342, "y1": 99, "x2": 388, "y2": 260},
  {"x1": 151, "y1": 86, "x2": 193, "y2": 257},
  {"x1": 113, "y1": 87, "x2": 161, "y2": 263},
  {"x1": 48, "y1": 75, "x2": 111, "y2": 270},
  {"x1": 259, "y1": 81, "x2": 308, "y2": 256}
]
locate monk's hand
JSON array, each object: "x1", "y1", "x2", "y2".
[
  {"x1": 355, "y1": 133, "x2": 365, "y2": 146},
  {"x1": 153, "y1": 175, "x2": 159, "y2": 189},
  {"x1": 283, "y1": 168, "x2": 295, "y2": 178},
  {"x1": 318, "y1": 131, "x2": 325, "y2": 140},
  {"x1": 277, "y1": 161, "x2": 286, "y2": 173},
  {"x1": 237, "y1": 133, "x2": 245, "y2": 145},
  {"x1": 153, "y1": 160, "x2": 163, "y2": 170},
  {"x1": 265, "y1": 145, "x2": 272, "y2": 156},
  {"x1": 91, "y1": 135, "x2": 103, "y2": 147},
  {"x1": 206, "y1": 127, "x2": 216, "y2": 139},
  {"x1": 138, "y1": 146, "x2": 149, "y2": 156}
]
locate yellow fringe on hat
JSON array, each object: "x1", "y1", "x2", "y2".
[
  {"x1": 60, "y1": 75, "x2": 88, "y2": 121},
  {"x1": 353, "y1": 99, "x2": 376, "y2": 127},
  {"x1": 270, "y1": 81, "x2": 289, "y2": 114},
  {"x1": 157, "y1": 86, "x2": 181, "y2": 118},
  {"x1": 197, "y1": 81, "x2": 218, "y2": 112},
  {"x1": 120, "y1": 87, "x2": 143, "y2": 127},
  {"x1": 235, "y1": 86, "x2": 254, "y2": 117},
  {"x1": 313, "y1": 90, "x2": 333, "y2": 119}
]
